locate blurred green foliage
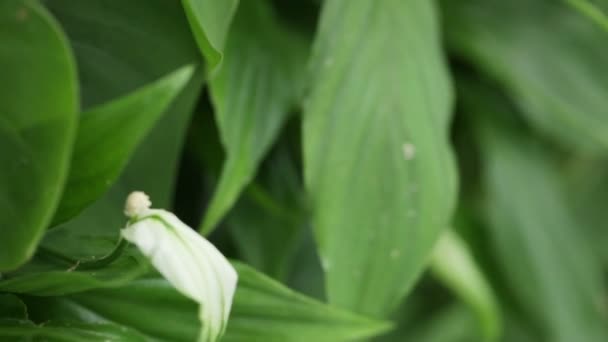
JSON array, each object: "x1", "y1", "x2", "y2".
[{"x1": 0, "y1": 0, "x2": 607, "y2": 340}]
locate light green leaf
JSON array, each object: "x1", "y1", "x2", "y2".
[
  {"x1": 44, "y1": 263, "x2": 390, "y2": 341},
  {"x1": 0, "y1": 0, "x2": 78, "y2": 271},
  {"x1": 465, "y1": 85, "x2": 608, "y2": 342},
  {"x1": 200, "y1": 0, "x2": 308, "y2": 234},
  {"x1": 565, "y1": 0, "x2": 608, "y2": 31},
  {"x1": 0, "y1": 319, "x2": 147, "y2": 341},
  {"x1": 304, "y1": 0, "x2": 457, "y2": 316},
  {"x1": 443, "y1": 0, "x2": 608, "y2": 152},
  {"x1": 430, "y1": 230, "x2": 501, "y2": 341},
  {"x1": 52, "y1": 65, "x2": 195, "y2": 226},
  {"x1": 181, "y1": 0, "x2": 238, "y2": 72}
]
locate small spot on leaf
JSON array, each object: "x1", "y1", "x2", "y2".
[
  {"x1": 16, "y1": 8, "x2": 28, "y2": 21},
  {"x1": 402, "y1": 142, "x2": 416, "y2": 160}
]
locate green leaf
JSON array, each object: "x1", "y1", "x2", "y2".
[
  {"x1": 304, "y1": 0, "x2": 457, "y2": 316},
  {"x1": 564, "y1": 157, "x2": 608, "y2": 266},
  {"x1": 51, "y1": 65, "x2": 194, "y2": 226},
  {"x1": 200, "y1": 0, "x2": 309, "y2": 234},
  {"x1": 38, "y1": 263, "x2": 390, "y2": 341},
  {"x1": 44, "y1": 0, "x2": 203, "y2": 258},
  {"x1": 45, "y1": 0, "x2": 200, "y2": 109},
  {"x1": 464, "y1": 85, "x2": 608, "y2": 342},
  {"x1": 226, "y1": 262, "x2": 391, "y2": 341},
  {"x1": 44, "y1": 71, "x2": 204, "y2": 261},
  {"x1": 181, "y1": 0, "x2": 238, "y2": 72},
  {"x1": 565, "y1": 0, "x2": 608, "y2": 32},
  {"x1": 0, "y1": 319, "x2": 147, "y2": 341},
  {"x1": 430, "y1": 230, "x2": 501, "y2": 341},
  {"x1": 443, "y1": 0, "x2": 608, "y2": 152},
  {"x1": 0, "y1": 0, "x2": 78, "y2": 271},
  {"x1": 402, "y1": 305, "x2": 481, "y2": 342},
  {"x1": 0, "y1": 295, "x2": 27, "y2": 320},
  {"x1": 228, "y1": 143, "x2": 308, "y2": 281},
  {"x1": 0, "y1": 248, "x2": 147, "y2": 296}
]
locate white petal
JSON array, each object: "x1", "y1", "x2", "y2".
[{"x1": 122, "y1": 208, "x2": 237, "y2": 341}]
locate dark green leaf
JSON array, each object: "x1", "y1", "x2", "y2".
[
  {"x1": 52, "y1": 65, "x2": 195, "y2": 226},
  {"x1": 0, "y1": 319, "x2": 147, "y2": 341},
  {"x1": 0, "y1": 0, "x2": 78, "y2": 271},
  {"x1": 181, "y1": 0, "x2": 238, "y2": 72},
  {"x1": 0, "y1": 248, "x2": 147, "y2": 296},
  {"x1": 443, "y1": 0, "x2": 608, "y2": 152},
  {"x1": 304, "y1": 0, "x2": 457, "y2": 316},
  {"x1": 228, "y1": 143, "x2": 307, "y2": 281},
  {"x1": 400, "y1": 305, "x2": 481, "y2": 342},
  {"x1": 465, "y1": 85, "x2": 608, "y2": 342},
  {"x1": 39, "y1": 263, "x2": 390, "y2": 341},
  {"x1": 44, "y1": 0, "x2": 202, "y2": 212},
  {"x1": 44, "y1": 0, "x2": 204, "y2": 257},
  {"x1": 201, "y1": 0, "x2": 309, "y2": 234},
  {"x1": 44, "y1": 71, "x2": 204, "y2": 260},
  {"x1": 45, "y1": 0, "x2": 200, "y2": 109},
  {"x1": 0, "y1": 295, "x2": 27, "y2": 320}
]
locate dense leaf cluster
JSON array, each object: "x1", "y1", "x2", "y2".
[{"x1": 1, "y1": 0, "x2": 607, "y2": 341}]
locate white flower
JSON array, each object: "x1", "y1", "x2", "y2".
[{"x1": 121, "y1": 191, "x2": 237, "y2": 342}]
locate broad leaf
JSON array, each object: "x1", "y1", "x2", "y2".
[
  {"x1": 465, "y1": 85, "x2": 608, "y2": 342},
  {"x1": 0, "y1": 0, "x2": 78, "y2": 270},
  {"x1": 430, "y1": 230, "x2": 501, "y2": 341},
  {"x1": 44, "y1": 72, "x2": 204, "y2": 260},
  {"x1": 201, "y1": 0, "x2": 309, "y2": 234},
  {"x1": 304, "y1": 0, "x2": 457, "y2": 316},
  {"x1": 443, "y1": 0, "x2": 608, "y2": 152},
  {"x1": 44, "y1": 0, "x2": 203, "y2": 257},
  {"x1": 52, "y1": 65, "x2": 195, "y2": 225},
  {"x1": 31, "y1": 263, "x2": 391, "y2": 341},
  {"x1": 181, "y1": 0, "x2": 238, "y2": 72}
]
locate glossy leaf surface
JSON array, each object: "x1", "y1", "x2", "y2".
[
  {"x1": 0, "y1": 0, "x2": 78, "y2": 270},
  {"x1": 181, "y1": 0, "x2": 238, "y2": 71},
  {"x1": 52, "y1": 66, "x2": 194, "y2": 225},
  {"x1": 304, "y1": 0, "x2": 457, "y2": 316}
]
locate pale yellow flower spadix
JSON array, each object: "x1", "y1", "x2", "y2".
[{"x1": 121, "y1": 191, "x2": 238, "y2": 342}]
